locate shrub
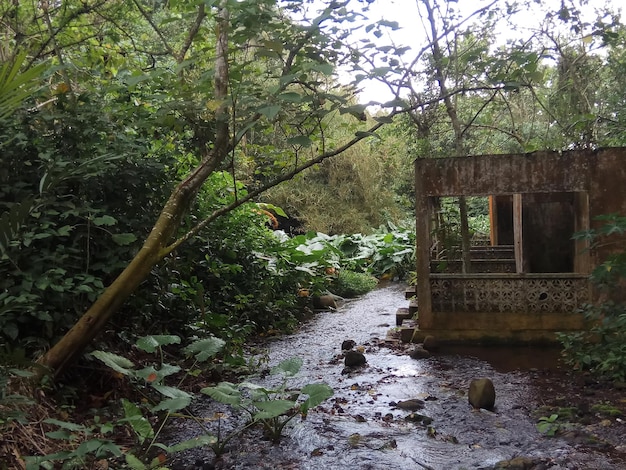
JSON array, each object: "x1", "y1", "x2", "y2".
[
  {"x1": 331, "y1": 270, "x2": 378, "y2": 298},
  {"x1": 559, "y1": 214, "x2": 626, "y2": 382}
]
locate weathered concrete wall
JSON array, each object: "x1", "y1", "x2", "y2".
[
  {"x1": 415, "y1": 150, "x2": 590, "y2": 196},
  {"x1": 587, "y1": 150, "x2": 626, "y2": 266}
]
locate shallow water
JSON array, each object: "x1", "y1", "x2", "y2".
[{"x1": 167, "y1": 282, "x2": 626, "y2": 469}]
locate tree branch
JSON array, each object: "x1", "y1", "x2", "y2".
[{"x1": 131, "y1": 0, "x2": 175, "y2": 57}]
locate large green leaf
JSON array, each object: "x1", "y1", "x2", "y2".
[
  {"x1": 111, "y1": 233, "x2": 138, "y2": 246},
  {"x1": 183, "y1": 337, "x2": 225, "y2": 362},
  {"x1": 135, "y1": 363, "x2": 181, "y2": 382},
  {"x1": 166, "y1": 434, "x2": 217, "y2": 453},
  {"x1": 300, "y1": 383, "x2": 333, "y2": 414},
  {"x1": 90, "y1": 350, "x2": 135, "y2": 376},
  {"x1": 151, "y1": 396, "x2": 192, "y2": 413},
  {"x1": 258, "y1": 105, "x2": 281, "y2": 120},
  {"x1": 121, "y1": 399, "x2": 154, "y2": 444},
  {"x1": 201, "y1": 382, "x2": 242, "y2": 406},
  {"x1": 125, "y1": 453, "x2": 148, "y2": 470},
  {"x1": 0, "y1": 51, "x2": 47, "y2": 121},
  {"x1": 43, "y1": 418, "x2": 87, "y2": 432},
  {"x1": 136, "y1": 335, "x2": 181, "y2": 353},
  {"x1": 253, "y1": 399, "x2": 295, "y2": 420},
  {"x1": 151, "y1": 384, "x2": 192, "y2": 399},
  {"x1": 271, "y1": 357, "x2": 303, "y2": 377}
]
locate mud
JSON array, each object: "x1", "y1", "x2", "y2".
[{"x1": 166, "y1": 283, "x2": 626, "y2": 470}]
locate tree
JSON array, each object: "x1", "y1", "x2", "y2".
[
  {"x1": 23, "y1": 0, "x2": 404, "y2": 376},
  {"x1": 7, "y1": 0, "x2": 615, "y2": 378}
]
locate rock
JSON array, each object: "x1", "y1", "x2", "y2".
[
  {"x1": 468, "y1": 378, "x2": 496, "y2": 410},
  {"x1": 341, "y1": 339, "x2": 356, "y2": 350},
  {"x1": 313, "y1": 294, "x2": 337, "y2": 310},
  {"x1": 391, "y1": 399, "x2": 425, "y2": 411},
  {"x1": 404, "y1": 412, "x2": 433, "y2": 425},
  {"x1": 422, "y1": 335, "x2": 439, "y2": 351},
  {"x1": 344, "y1": 350, "x2": 366, "y2": 367},
  {"x1": 409, "y1": 346, "x2": 431, "y2": 360}
]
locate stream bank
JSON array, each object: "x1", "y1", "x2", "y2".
[{"x1": 167, "y1": 282, "x2": 626, "y2": 470}]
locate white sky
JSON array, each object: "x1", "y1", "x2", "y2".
[{"x1": 327, "y1": 0, "x2": 623, "y2": 104}]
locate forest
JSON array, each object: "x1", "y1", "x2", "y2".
[{"x1": 1, "y1": 0, "x2": 625, "y2": 468}]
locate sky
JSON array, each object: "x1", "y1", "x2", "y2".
[{"x1": 322, "y1": 0, "x2": 624, "y2": 104}]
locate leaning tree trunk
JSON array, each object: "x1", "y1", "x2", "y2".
[{"x1": 37, "y1": 7, "x2": 231, "y2": 377}]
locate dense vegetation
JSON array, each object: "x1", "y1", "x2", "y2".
[{"x1": 1, "y1": 0, "x2": 626, "y2": 467}]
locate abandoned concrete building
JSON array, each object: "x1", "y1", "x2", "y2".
[{"x1": 406, "y1": 147, "x2": 626, "y2": 343}]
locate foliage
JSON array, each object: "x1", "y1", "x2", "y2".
[
  {"x1": 328, "y1": 222, "x2": 416, "y2": 279},
  {"x1": 558, "y1": 301, "x2": 626, "y2": 382},
  {"x1": 21, "y1": 334, "x2": 226, "y2": 469},
  {"x1": 559, "y1": 214, "x2": 626, "y2": 382},
  {"x1": 23, "y1": 418, "x2": 124, "y2": 470},
  {"x1": 0, "y1": 82, "x2": 170, "y2": 352},
  {"x1": 201, "y1": 357, "x2": 333, "y2": 445},
  {"x1": 431, "y1": 197, "x2": 490, "y2": 259},
  {"x1": 536, "y1": 414, "x2": 561, "y2": 437},
  {"x1": 331, "y1": 270, "x2": 378, "y2": 298},
  {"x1": 262, "y1": 117, "x2": 410, "y2": 235},
  {"x1": 0, "y1": 51, "x2": 47, "y2": 122},
  {"x1": 0, "y1": 348, "x2": 35, "y2": 426}
]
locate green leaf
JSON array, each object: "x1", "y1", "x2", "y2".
[
  {"x1": 136, "y1": 335, "x2": 181, "y2": 353},
  {"x1": 111, "y1": 233, "x2": 137, "y2": 245},
  {"x1": 121, "y1": 399, "x2": 154, "y2": 443},
  {"x1": 272, "y1": 357, "x2": 303, "y2": 377},
  {"x1": 378, "y1": 19, "x2": 400, "y2": 29},
  {"x1": 89, "y1": 351, "x2": 135, "y2": 376},
  {"x1": 382, "y1": 97, "x2": 405, "y2": 107},
  {"x1": 167, "y1": 434, "x2": 217, "y2": 453},
  {"x1": 151, "y1": 396, "x2": 192, "y2": 412},
  {"x1": 200, "y1": 382, "x2": 242, "y2": 405},
  {"x1": 0, "y1": 51, "x2": 47, "y2": 121},
  {"x1": 151, "y1": 384, "x2": 192, "y2": 399},
  {"x1": 75, "y1": 439, "x2": 104, "y2": 456},
  {"x1": 56, "y1": 225, "x2": 72, "y2": 237},
  {"x1": 92, "y1": 215, "x2": 117, "y2": 226},
  {"x1": 43, "y1": 418, "x2": 87, "y2": 432},
  {"x1": 135, "y1": 364, "x2": 181, "y2": 382},
  {"x1": 278, "y1": 92, "x2": 302, "y2": 103},
  {"x1": 45, "y1": 430, "x2": 72, "y2": 440},
  {"x1": 300, "y1": 383, "x2": 333, "y2": 413},
  {"x1": 253, "y1": 399, "x2": 295, "y2": 420},
  {"x1": 287, "y1": 135, "x2": 313, "y2": 147},
  {"x1": 256, "y1": 203, "x2": 287, "y2": 217},
  {"x1": 258, "y1": 105, "x2": 281, "y2": 120},
  {"x1": 373, "y1": 115, "x2": 394, "y2": 123},
  {"x1": 372, "y1": 66, "x2": 393, "y2": 77},
  {"x1": 308, "y1": 63, "x2": 334, "y2": 75},
  {"x1": 95, "y1": 440, "x2": 122, "y2": 457},
  {"x1": 183, "y1": 336, "x2": 225, "y2": 362},
  {"x1": 125, "y1": 453, "x2": 148, "y2": 470},
  {"x1": 261, "y1": 40, "x2": 284, "y2": 54},
  {"x1": 355, "y1": 131, "x2": 380, "y2": 139}
]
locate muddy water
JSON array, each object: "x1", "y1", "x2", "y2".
[{"x1": 168, "y1": 283, "x2": 625, "y2": 469}]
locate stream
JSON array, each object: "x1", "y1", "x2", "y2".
[{"x1": 167, "y1": 282, "x2": 626, "y2": 470}]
